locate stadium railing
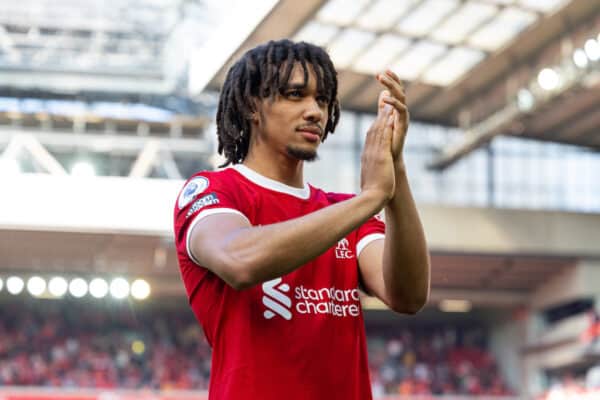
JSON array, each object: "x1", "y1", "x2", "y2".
[{"x1": 0, "y1": 388, "x2": 523, "y2": 400}]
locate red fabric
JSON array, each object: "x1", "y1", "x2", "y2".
[{"x1": 174, "y1": 166, "x2": 385, "y2": 400}]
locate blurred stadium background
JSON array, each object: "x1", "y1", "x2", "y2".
[{"x1": 1, "y1": 0, "x2": 599, "y2": 399}]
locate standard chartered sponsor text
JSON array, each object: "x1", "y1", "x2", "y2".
[{"x1": 294, "y1": 285, "x2": 360, "y2": 317}]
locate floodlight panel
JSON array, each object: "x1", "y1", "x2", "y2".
[
  {"x1": 7, "y1": 276, "x2": 24, "y2": 295},
  {"x1": 327, "y1": 28, "x2": 375, "y2": 69},
  {"x1": 294, "y1": 21, "x2": 339, "y2": 47},
  {"x1": 353, "y1": 34, "x2": 411, "y2": 74},
  {"x1": 584, "y1": 39, "x2": 600, "y2": 62},
  {"x1": 69, "y1": 278, "x2": 88, "y2": 298},
  {"x1": 109, "y1": 277, "x2": 130, "y2": 299},
  {"x1": 537, "y1": 67, "x2": 560, "y2": 91},
  {"x1": 391, "y1": 40, "x2": 447, "y2": 81},
  {"x1": 316, "y1": 0, "x2": 369, "y2": 26},
  {"x1": 468, "y1": 7, "x2": 537, "y2": 51},
  {"x1": 422, "y1": 46, "x2": 485, "y2": 86},
  {"x1": 431, "y1": 2, "x2": 497, "y2": 45},
  {"x1": 479, "y1": 0, "x2": 514, "y2": 4},
  {"x1": 48, "y1": 276, "x2": 68, "y2": 297},
  {"x1": 89, "y1": 278, "x2": 108, "y2": 298},
  {"x1": 396, "y1": 0, "x2": 459, "y2": 37},
  {"x1": 27, "y1": 276, "x2": 46, "y2": 296},
  {"x1": 517, "y1": 0, "x2": 569, "y2": 13},
  {"x1": 131, "y1": 279, "x2": 151, "y2": 300},
  {"x1": 572, "y1": 48, "x2": 588, "y2": 68},
  {"x1": 355, "y1": 0, "x2": 416, "y2": 31}
]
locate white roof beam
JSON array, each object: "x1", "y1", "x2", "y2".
[
  {"x1": 0, "y1": 128, "x2": 212, "y2": 157},
  {"x1": 160, "y1": 150, "x2": 183, "y2": 180},
  {"x1": 0, "y1": 70, "x2": 173, "y2": 95},
  {"x1": 129, "y1": 140, "x2": 161, "y2": 178},
  {"x1": 15, "y1": 134, "x2": 67, "y2": 175}
]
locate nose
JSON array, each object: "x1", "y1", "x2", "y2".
[{"x1": 303, "y1": 98, "x2": 324, "y2": 123}]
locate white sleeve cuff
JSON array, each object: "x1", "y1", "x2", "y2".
[
  {"x1": 185, "y1": 208, "x2": 251, "y2": 265},
  {"x1": 356, "y1": 233, "x2": 385, "y2": 258}
]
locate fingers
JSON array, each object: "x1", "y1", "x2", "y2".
[
  {"x1": 382, "y1": 96, "x2": 408, "y2": 116},
  {"x1": 380, "y1": 104, "x2": 393, "y2": 130},
  {"x1": 385, "y1": 69, "x2": 403, "y2": 86},
  {"x1": 372, "y1": 102, "x2": 393, "y2": 134},
  {"x1": 376, "y1": 105, "x2": 394, "y2": 148},
  {"x1": 366, "y1": 103, "x2": 393, "y2": 149},
  {"x1": 377, "y1": 90, "x2": 391, "y2": 112},
  {"x1": 377, "y1": 70, "x2": 406, "y2": 104},
  {"x1": 394, "y1": 108, "x2": 401, "y2": 129},
  {"x1": 365, "y1": 102, "x2": 388, "y2": 148},
  {"x1": 383, "y1": 108, "x2": 394, "y2": 148}
]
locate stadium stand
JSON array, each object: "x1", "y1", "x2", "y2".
[
  {"x1": 0, "y1": 299, "x2": 513, "y2": 398},
  {"x1": 367, "y1": 329, "x2": 512, "y2": 396},
  {"x1": 0, "y1": 300, "x2": 210, "y2": 390}
]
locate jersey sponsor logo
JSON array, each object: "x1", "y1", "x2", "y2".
[
  {"x1": 262, "y1": 278, "x2": 361, "y2": 320},
  {"x1": 335, "y1": 238, "x2": 354, "y2": 260},
  {"x1": 178, "y1": 176, "x2": 209, "y2": 209},
  {"x1": 186, "y1": 193, "x2": 220, "y2": 218},
  {"x1": 262, "y1": 278, "x2": 292, "y2": 320},
  {"x1": 294, "y1": 285, "x2": 361, "y2": 317}
]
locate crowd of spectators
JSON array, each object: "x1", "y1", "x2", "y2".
[
  {"x1": 537, "y1": 365, "x2": 600, "y2": 399},
  {"x1": 0, "y1": 300, "x2": 211, "y2": 390},
  {"x1": 367, "y1": 326, "x2": 512, "y2": 396},
  {"x1": 0, "y1": 299, "x2": 512, "y2": 395}
]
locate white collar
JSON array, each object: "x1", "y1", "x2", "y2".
[{"x1": 230, "y1": 164, "x2": 311, "y2": 200}]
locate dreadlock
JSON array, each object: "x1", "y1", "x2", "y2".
[{"x1": 216, "y1": 39, "x2": 341, "y2": 167}]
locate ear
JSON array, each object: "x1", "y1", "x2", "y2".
[
  {"x1": 247, "y1": 98, "x2": 260, "y2": 124},
  {"x1": 249, "y1": 98, "x2": 262, "y2": 125}
]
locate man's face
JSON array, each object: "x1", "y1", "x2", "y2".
[{"x1": 252, "y1": 63, "x2": 330, "y2": 162}]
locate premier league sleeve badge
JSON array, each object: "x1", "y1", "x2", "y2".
[{"x1": 178, "y1": 176, "x2": 210, "y2": 209}]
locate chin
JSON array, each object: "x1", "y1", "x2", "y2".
[{"x1": 286, "y1": 146, "x2": 319, "y2": 162}]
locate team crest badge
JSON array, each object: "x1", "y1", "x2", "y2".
[{"x1": 178, "y1": 176, "x2": 209, "y2": 209}]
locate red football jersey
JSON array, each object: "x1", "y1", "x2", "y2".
[{"x1": 173, "y1": 164, "x2": 385, "y2": 400}]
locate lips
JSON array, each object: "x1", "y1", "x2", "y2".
[{"x1": 296, "y1": 126, "x2": 323, "y2": 137}]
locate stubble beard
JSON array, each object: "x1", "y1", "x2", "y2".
[{"x1": 286, "y1": 145, "x2": 319, "y2": 162}]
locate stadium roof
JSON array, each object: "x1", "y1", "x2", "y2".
[
  {"x1": 205, "y1": 0, "x2": 600, "y2": 168},
  {"x1": 1, "y1": 0, "x2": 598, "y2": 169}
]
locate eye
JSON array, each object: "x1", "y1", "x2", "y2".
[
  {"x1": 316, "y1": 95, "x2": 329, "y2": 106},
  {"x1": 286, "y1": 89, "x2": 302, "y2": 99}
]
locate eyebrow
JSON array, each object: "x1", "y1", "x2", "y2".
[
  {"x1": 284, "y1": 83, "x2": 307, "y2": 90},
  {"x1": 283, "y1": 81, "x2": 329, "y2": 98}
]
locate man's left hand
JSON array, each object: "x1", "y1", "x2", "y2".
[{"x1": 377, "y1": 70, "x2": 409, "y2": 163}]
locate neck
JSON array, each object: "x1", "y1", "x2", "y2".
[{"x1": 242, "y1": 146, "x2": 305, "y2": 189}]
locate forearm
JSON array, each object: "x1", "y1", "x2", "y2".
[
  {"x1": 382, "y1": 163, "x2": 430, "y2": 312},
  {"x1": 221, "y1": 191, "x2": 385, "y2": 289}
]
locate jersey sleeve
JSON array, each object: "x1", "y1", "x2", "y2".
[
  {"x1": 356, "y1": 213, "x2": 385, "y2": 258},
  {"x1": 324, "y1": 191, "x2": 386, "y2": 258},
  {"x1": 173, "y1": 172, "x2": 250, "y2": 266}
]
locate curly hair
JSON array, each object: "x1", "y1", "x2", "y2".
[{"x1": 215, "y1": 39, "x2": 340, "y2": 167}]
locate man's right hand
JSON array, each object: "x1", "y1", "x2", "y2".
[{"x1": 359, "y1": 94, "x2": 396, "y2": 208}]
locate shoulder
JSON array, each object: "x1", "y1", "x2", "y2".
[
  {"x1": 184, "y1": 168, "x2": 238, "y2": 186},
  {"x1": 176, "y1": 168, "x2": 241, "y2": 210}
]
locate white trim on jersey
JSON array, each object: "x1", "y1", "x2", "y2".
[
  {"x1": 231, "y1": 164, "x2": 311, "y2": 200},
  {"x1": 186, "y1": 207, "x2": 251, "y2": 266},
  {"x1": 356, "y1": 233, "x2": 385, "y2": 258}
]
